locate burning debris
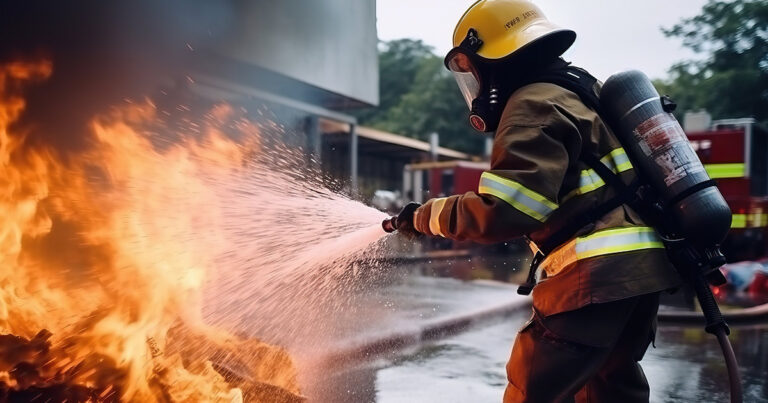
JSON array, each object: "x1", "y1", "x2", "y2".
[
  {"x1": 0, "y1": 330, "x2": 125, "y2": 402},
  {"x1": 0, "y1": 60, "x2": 306, "y2": 402},
  {"x1": 0, "y1": 327, "x2": 305, "y2": 402}
]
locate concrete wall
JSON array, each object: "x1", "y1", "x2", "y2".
[
  {"x1": 1, "y1": 0, "x2": 378, "y2": 113},
  {"x1": 219, "y1": 0, "x2": 379, "y2": 108}
]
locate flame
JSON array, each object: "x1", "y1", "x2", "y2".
[{"x1": 0, "y1": 61, "x2": 302, "y2": 401}]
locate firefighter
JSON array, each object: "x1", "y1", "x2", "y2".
[{"x1": 393, "y1": 1, "x2": 681, "y2": 401}]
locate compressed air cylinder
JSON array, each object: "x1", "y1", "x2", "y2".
[{"x1": 600, "y1": 70, "x2": 732, "y2": 246}]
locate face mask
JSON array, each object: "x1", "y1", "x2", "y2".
[
  {"x1": 445, "y1": 29, "x2": 503, "y2": 133},
  {"x1": 468, "y1": 82, "x2": 503, "y2": 132}
]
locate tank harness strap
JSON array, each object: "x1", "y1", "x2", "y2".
[{"x1": 666, "y1": 179, "x2": 718, "y2": 208}]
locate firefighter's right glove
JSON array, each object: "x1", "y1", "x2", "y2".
[{"x1": 392, "y1": 202, "x2": 422, "y2": 237}]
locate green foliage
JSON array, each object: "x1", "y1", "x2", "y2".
[
  {"x1": 355, "y1": 39, "x2": 485, "y2": 154},
  {"x1": 657, "y1": 0, "x2": 768, "y2": 123}
]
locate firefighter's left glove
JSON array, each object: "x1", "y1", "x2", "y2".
[{"x1": 392, "y1": 202, "x2": 422, "y2": 237}]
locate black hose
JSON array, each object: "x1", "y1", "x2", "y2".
[
  {"x1": 691, "y1": 274, "x2": 743, "y2": 403},
  {"x1": 714, "y1": 328, "x2": 743, "y2": 403}
]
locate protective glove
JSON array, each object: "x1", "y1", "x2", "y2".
[{"x1": 385, "y1": 202, "x2": 421, "y2": 237}]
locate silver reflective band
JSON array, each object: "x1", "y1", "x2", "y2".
[
  {"x1": 478, "y1": 172, "x2": 558, "y2": 222},
  {"x1": 540, "y1": 227, "x2": 664, "y2": 276},
  {"x1": 620, "y1": 96, "x2": 660, "y2": 121}
]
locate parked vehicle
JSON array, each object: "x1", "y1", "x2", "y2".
[{"x1": 687, "y1": 119, "x2": 768, "y2": 261}]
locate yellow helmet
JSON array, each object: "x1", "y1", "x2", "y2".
[
  {"x1": 444, "y1": 0, "x2": 575, "y2": 132},
  {"x1": 449, "y1": 0, "x2": 575, "y2": 62}
]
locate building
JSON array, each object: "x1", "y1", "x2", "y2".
[
  {"x1": 188, "y1": 0, "x2": 382, "y2": 194},
  {"x1": 320, "y1": 120, "x2": 476, "y2": 199},
  {"x1": 183, "y1": 0, "x2": 478, "y2": 199}
]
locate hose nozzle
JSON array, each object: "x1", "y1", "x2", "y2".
[
  {"x1": 382, "y1": 217, "x2": 398, "y2": 233},
  {"x1": 382, "y1": 202, "x2": 421, "y2": 234}
]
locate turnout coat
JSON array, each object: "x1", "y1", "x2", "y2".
[{"x1": 413, "y1": 82, "x2": 681, "y2": 316}]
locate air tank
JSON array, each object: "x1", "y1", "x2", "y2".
[{"x1": 600, "y1": 70, "x2": 732, "y2": 247}]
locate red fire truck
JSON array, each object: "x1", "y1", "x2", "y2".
[
  {"x1": 402, "y1": 160, "x2": 489, "y2": 203},
  {"x1": 687, "y1": 118, "x2": 768, "y2": 261},
  {"x1": 404, "y1": 118, "x2": 768, "y2": 261}
]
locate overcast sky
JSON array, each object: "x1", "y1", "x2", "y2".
[{"x1": 377, "y1": 0, "x2": 709, "y2": 81}]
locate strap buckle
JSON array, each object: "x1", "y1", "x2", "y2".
[
  {"x1": 517, "y1": 250, "x2": 545, "y2": 296},
  {"x1": 459, "y1": 28, "x2": 484, "y2": 52}
]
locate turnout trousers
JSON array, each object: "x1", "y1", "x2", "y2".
[{"x1": 504, "y1": 292, "x2": 660, "y2": 403}]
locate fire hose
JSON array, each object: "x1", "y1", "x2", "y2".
[
  {"x1": 694, "y1": 275, "x2": 743, "y2": 403},
  {"x1": 666, "y1": 239, "x2": 743, "y2": 403}
]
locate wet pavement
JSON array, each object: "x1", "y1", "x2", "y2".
[
  {"x1": 298, "y1": 273, "x2": 530, "y2": 401},
  {"x1": 309, "y1": 266, "x2": 768, "y2": 402},
  {"x1": 374, "y1": 313, "x2": 524, "y2": 403},
  {"x1": 372, "y1": 311, "x2": 768, "y2": 402}
]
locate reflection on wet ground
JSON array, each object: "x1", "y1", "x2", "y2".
[
  {"x1": 304, "y1": 275, "x2": 528, "y2": 402},
  {"x1": 371, "y1": 313, "x2": 768, "y2": 402},
  {"x1": 374, "y1": 312, "x2": 526, "y2": 403},
  {"x1": 646, "y1": 324, "x2": 768, "y2": 402}
]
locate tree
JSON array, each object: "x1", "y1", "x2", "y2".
[
  {"x1": 354, "y1": 39, "x2": 434, "y2": 124},
  {"x1": 657, "y1": 0, "x2": 768, "y2": 123},
  {"x1": 355, "y1": 39, "x2": 484, "y2": 154}
]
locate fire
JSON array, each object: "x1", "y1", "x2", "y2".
[{"x1": 0, "y1": 61, "x2": 302, "y2": 401}]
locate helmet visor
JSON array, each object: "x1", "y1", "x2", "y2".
[{"x1": 446, "y1": 52, "x2": 481, "y2": 110}]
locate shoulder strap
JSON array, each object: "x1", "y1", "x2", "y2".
[
  {"x1": 525, "y1": 63, "x2": 635, "y2": 254},
  {"x1": 529, "y1": 63, "x2": 603, "y2": 116}
]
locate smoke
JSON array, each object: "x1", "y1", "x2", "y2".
[{"x1": 0, "y1": 0, "x2": 236, "y2": 151}]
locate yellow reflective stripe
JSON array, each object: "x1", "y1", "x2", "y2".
[
  {"x1": 479, "y1": 185, "x2": 550, "y2": 222},
  {"x1": 478, "y1": 172, "x2": 558, "y2": 222},
  {"x1": 577, "y1": 241, "x2": 665, "y2": 261},
  {"x1": 601, "y1": 147, "x2": 633, "y2": 173},
  {"x1": 616, "y1": 161, "x2": 633, "y2": 172},
  {"x1": 705, "y1": 163, "x2": 745, "y2": 179},
  {"x1": 732, "y1": 214, "x2": 747, "y2": 228},
  {"x1": 563, "y1": 148, "x2": 634, "y2": 202},
  {"x1": 541, "y1": 227, "x2": 664, "y2": 276},
  {"x1": 429, "y1": 197, "x2": 448, "y2": 237},
  {"x1": 577, "y1": 226, "x2": 654, "y2": 239}
]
